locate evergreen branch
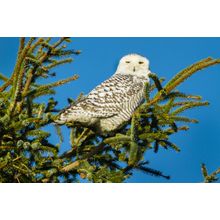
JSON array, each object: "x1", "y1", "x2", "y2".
[
  {"x1": 163, "y1": 97, "x2": 175, "y2": 113},
  {"x1": 45, "y1": 58, "x2": 73, "y2": 69},
  {"x1": 61, "y1": 143, "x2": 107, "y2": 173},
  {"x1": 165, "y1": 58, "x2": 220, "y2": 92},
  {"x1": 149, "y1": 73, "x2": 163, "y2": 91},
  {"x1": 50, "y1": 49, "x2": 76, "y2": 57},
  {"x1": 104, "y1": 135, "x2": 131, "y2": 144},
  {"x1": 139, "y1": 132, "x2": 168, "y2": 140},
  {"x1": 0, "y1": 146, "x2": 15, "y2": 150},
  {"x1": 22, "y1": 68, "x2": 36, "y2": 96},
  {"x1": 54, "y1": 124, "x2": 63, "y2": 144},
  {"x1": 9, "y1": 38, "x2": 36, "y2": 114},
  {"x1": 0, "y1": 74, "x2": 14, "y2": 92},
  {"x1": 173, "y1": 100, "x2": 202, "y2": 106},
  {"x1": 42, "y1": 74, "x2": 79, "y2": 90},
  {"x1": 22, "y1": 38, "x2": 65, "y2": 96},
  {"x1": 19, "y1": 38, "x2": 25, "y2": 54},
  {"x1": 135, "y1": 165, "x2": 170, "y2": 179},
  {"x1": 201, "y1": 163, "x2": 208, "y2": 178},
  {"x1": 61, "y1": 160, "x2": 80, "y2": 172},
  {"x1": 12, "y1": 38, "x2": 36, "y2": 89},
  {"x1": 29, "y1": 38, "x2": 44, "y2": 54},
  {"x1": 0, "y1": 73, "x2": 9, "y2": 82},
  {"x1": 202, "y1": 164, "x2": 220, "y2": 183},
  {"x1": 129, "y1": 116, "x2": 139, "y2": 165},
  {"x1": 26, "y1": 74, "x2": 78, "y2": 97},
  {"x1": 163, "y1": 92, "x2": 202, "y2": 100},
  {"x1": 75, "y1": 128, "x2": 93, "y2": 147},
  {"x1": 36, "y1": 38, "x2": 51, "y2": 57},
  {"x1": 170, "y1": 116, "x2": 198, "y2": 123},
  {"x1": 26, "y1": 130, "x2": 50, "y2": 139},
  {"x1": 138, "y1": 57, "x2": 220, "y2": 111},
  {"x1": 28, "y1": 89, "x2": 55, "y2": 99},
  {"x1": 212, "y1": 168, "x2": 220, "y2": 178},
  {"x1": 149, "y1": 78, "x2": 165, "y2": 92},
  {"x1": 171, "y1": 101, "x2": 209, "y2": 115},
  {"x1": 159, "y1": 140, "x2": 180, "y2": 152},
  {"x1": 52, "y1": 37, "x2": 70, "y2": 48},
  {"x1": 166, "y1": 57, "x2": 212, "y2": 88},
  {"x1": 0, "y1": 38, "x2": 34, "y2": 92}
]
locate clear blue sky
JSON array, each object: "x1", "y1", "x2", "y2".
[{"x1": 1, "y1": 37, "x2": 220, "y2": 183}]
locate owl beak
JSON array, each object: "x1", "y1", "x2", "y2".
[{"x1": 133, "y1": 67, "x2": 136, "y2": 72}]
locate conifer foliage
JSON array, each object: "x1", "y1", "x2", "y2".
[
  {"x1": 0, "y1": 37, "x2": 219, "y2": 183},
  {"x1": 201, "y1": 164, "x2": 220, "y2": 183}
]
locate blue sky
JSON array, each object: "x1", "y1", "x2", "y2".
[{"x1": 0, "y1": 37, "x2": 220, "y2": 183}]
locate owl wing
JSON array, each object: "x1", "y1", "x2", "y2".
[
  {"x1": 56, "y1": 74, "x2": 145, "y2": 125},
  {"x1": 73, "y1": 73, "x2": 144, "y2": 118}
]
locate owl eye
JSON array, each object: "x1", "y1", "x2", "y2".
[
  {"x1": 139, "y1": 61, "x2": 144, "y2": 64},
  {"x1": 125, "y1": 61, "x2": 130, "y2": 63}
]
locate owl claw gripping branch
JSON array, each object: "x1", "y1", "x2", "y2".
[{"x1": 55, "y1": 54, "x2": 151, "y2": 135}]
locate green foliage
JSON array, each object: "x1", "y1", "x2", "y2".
[
  {"x1": 201, "y1": 164, "x2": 220, "y2": 183},
  {"x1": 0, "y1": 37, "x2": 219, "y2": 183},
  {"x1": 0, "y1": 38, "x2": 79, "y2": 182}
]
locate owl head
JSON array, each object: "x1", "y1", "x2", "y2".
[{"x1": 116, "y1": 54, "x2": 151, "y2": 79}]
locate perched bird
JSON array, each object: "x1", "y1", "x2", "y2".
[{"x1": 55, "y1": 54, "x2": 151, "y2": 134}]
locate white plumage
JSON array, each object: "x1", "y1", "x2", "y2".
[{"x1": 55, "y1": 54, "x2": 151, "y2": 134}]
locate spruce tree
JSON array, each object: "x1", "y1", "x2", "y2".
[{"x1": 0, "y1": 37, "x2": 219, "y2": 183}]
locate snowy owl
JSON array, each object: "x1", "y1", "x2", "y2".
[{"x1": 55, "y1": 54, "x2": 151, "y2": 134}]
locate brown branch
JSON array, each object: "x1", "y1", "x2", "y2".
[
  {"x1": 61, "y1": 142, "x2": 107, "y2": 173},
  {"x1": 40, "y1": 74, "x2": 79, "y2": 90},
  {"x1": 61, "y1": 161, "x2": 80, "y2": 172},
  {"x1": 52, "y1": 37, "x2": 69, "y2": 48}
]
